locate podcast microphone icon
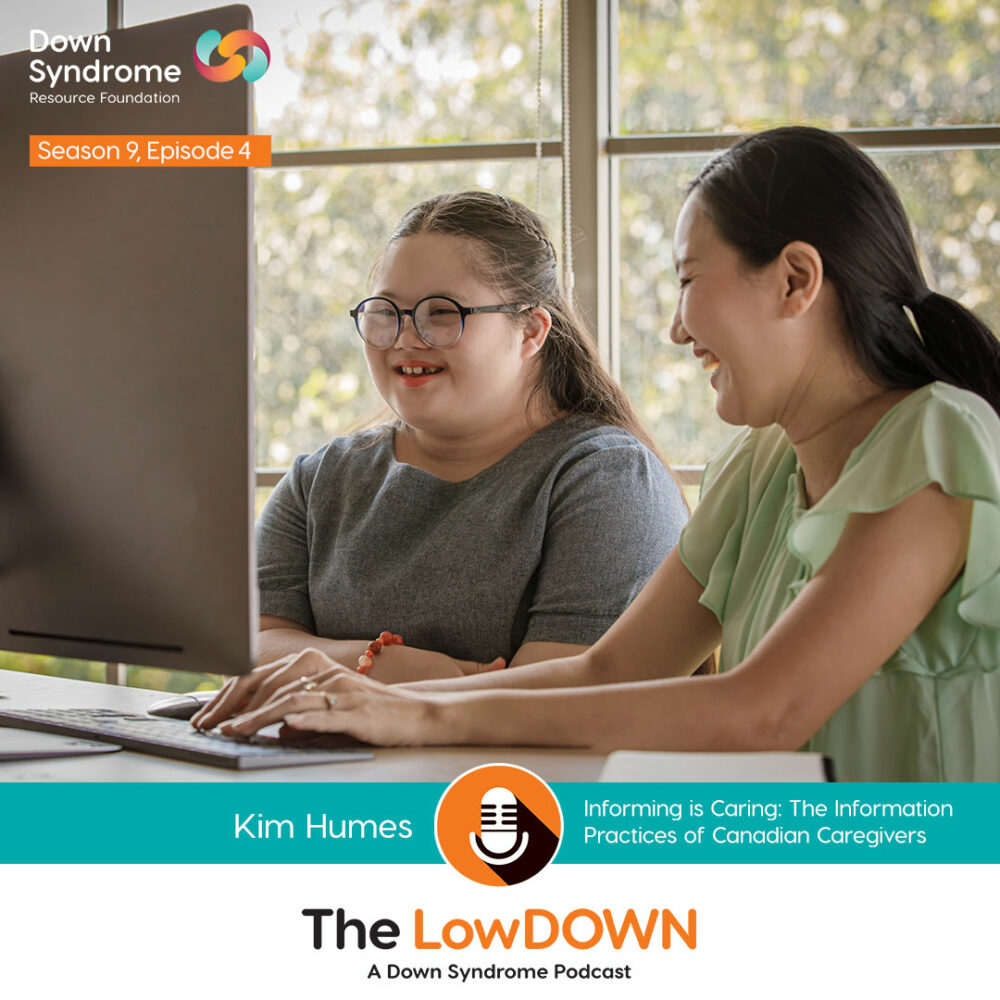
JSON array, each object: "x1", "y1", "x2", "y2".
[{"x1": 469, "y1": 786, "x2": 529, "y2": 865}]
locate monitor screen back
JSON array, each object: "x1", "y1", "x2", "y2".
[{"x1": 0, "y1": 6, "x2": 257, "y2": 675}]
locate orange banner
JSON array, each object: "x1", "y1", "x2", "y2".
[{"x1": 30, "y1": 134, "x2": 271, "y2": 167}]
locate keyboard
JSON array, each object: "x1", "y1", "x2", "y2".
[{"x1": 0, "y1": 707, "x2": 373, "y2": 770}]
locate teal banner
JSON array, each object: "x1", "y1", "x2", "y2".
[{"x1": 1, "y1": 782, "x2": 998, "y2": 864}]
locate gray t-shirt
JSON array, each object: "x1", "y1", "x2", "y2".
[{"x1": 257, "y1": 416, "x2": 687, "y2": 662}]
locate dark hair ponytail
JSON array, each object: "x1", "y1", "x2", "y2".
[
  {"x1": 690, "y1": 126, "x2": 1000, "y2": 416},
  {"x1": 907, "y1": 293, "x2": 1000, "y2": 410}
]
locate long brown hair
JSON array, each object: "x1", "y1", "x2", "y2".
[
  {"x1": 383, "y1": 191, "x2": 663, "y2": 457},
  {"x1": 379, "y1": 192, "x2": 712, "y2": 672}
]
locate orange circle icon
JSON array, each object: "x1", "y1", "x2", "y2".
[{"x1": 435, "y1": 764, "x2": 562, "y2": 886}]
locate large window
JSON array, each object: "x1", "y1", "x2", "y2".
[
  {"x1": 8, "y1": 0, "x2": 998, "y2": 687},
  {"x1": 617, "y1": 1, "x2": 1000, "y2": 132},
  {"x1": 128, "y1": 0, "x2": 564, "y2": 471},
  {"x1": 615, "y1": 0, "x2": 1000, "y2": 463}
]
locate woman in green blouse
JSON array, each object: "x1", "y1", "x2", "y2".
[{"x1": 211, "y1": 127, "x2": 1000, "y2": 781}]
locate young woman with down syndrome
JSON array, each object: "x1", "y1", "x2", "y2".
[
  {"x1": 193, "y1": 192, "x2": 688, "y2": 729},
  {"x1": 204, "y1": 128, "x2": 1000, "y2": 782}
]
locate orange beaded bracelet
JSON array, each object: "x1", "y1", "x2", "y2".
[{"x1": 357, "y1": 631, "x2": 404, "y2": 674}]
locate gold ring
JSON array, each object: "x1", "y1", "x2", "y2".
[
  {"x1": 323, "y1": 693, "x2": 337, "y2": 709},
  {"x1": 302, "y1": 679, "x2": 317, "y2": 692}
]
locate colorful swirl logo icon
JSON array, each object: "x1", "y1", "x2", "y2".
[{"x1": 193, "y1": 29, "x2": 270, "y2": 83}]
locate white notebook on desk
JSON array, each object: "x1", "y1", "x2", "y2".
[
  {"x1": 600, "y1": 751, "x2": 833, "y2": 782},
  {"x1": 0, "y1": 728, "x2": 123, "y2": 762}
]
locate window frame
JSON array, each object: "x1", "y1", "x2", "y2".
[
  {"x1": 103, "y1": 0, "x2": 999, "y2": 489},
  {"x1": 36, "y1": 0, "x2": 996, "y2": 685}
]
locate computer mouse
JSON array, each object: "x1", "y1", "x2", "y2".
[{"x1": 146, "y1": 690, "x2": 219, "y2": 720}]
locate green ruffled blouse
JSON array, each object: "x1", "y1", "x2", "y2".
[{"x1": 678, "y1": 382, "x2": 1000, "y2": 781}]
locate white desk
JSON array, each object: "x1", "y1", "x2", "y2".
[{"x1": 0, "y1": 670, "x2": 605, "y2": 782}]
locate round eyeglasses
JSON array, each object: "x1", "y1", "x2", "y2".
[{"x1": 350, "y1": 296, "x2": 535, "y2": 349}]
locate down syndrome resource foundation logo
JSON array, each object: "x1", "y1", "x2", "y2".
[
  {"x1": 436, "y1": 764, "x2": 562, "y2": 886},
  {"x1": 193, "y1": 29, "x2": 270, "y2": 83}
]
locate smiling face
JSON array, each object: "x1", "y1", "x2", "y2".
[
  {"x1": 364, "y1": 232, "x2": 545, "y2": 439},
  {"x1": 669, "y1": 192, "x2": 802, "y2": 428}
]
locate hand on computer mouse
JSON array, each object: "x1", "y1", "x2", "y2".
[{"x1": 146, "y1": 691, "x2": 219, "y2": 721}]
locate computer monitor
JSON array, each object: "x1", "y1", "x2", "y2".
[{"x1": 0, "y1": 6, "x2": 257, "y2": 677}]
